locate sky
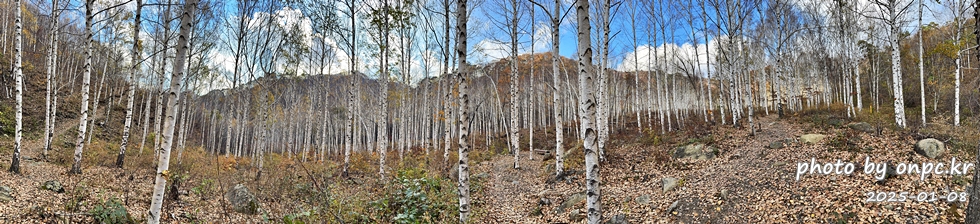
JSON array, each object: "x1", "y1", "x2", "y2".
[{"x1": 76, "y1": 0, "x2": 953, "y2": 93}]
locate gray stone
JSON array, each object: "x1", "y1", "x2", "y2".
[
  {"x1": 914, "y1": 138, "x2": 946, "y2": 159},
  {"x1": 848, "y1": 122, "x2": 875, "y2": 133},
  {"x1": 666, "y1": 200, "x2": 680, "y2": 214},
  {"x1": 557, "y1": 192, "x2": 587, "y2": 214},
  {"x1": 473, "y1": 172, "x2": 489, "y2": 180},
  {"x1": 672, "y1": 144, "x2": 717, "y2": 160},
  {"x1": 719, "y1": 190, "x2": 729, "y2": 200},
  {"x1": 800, "y1": 134, "x2": 827, "y2": 144},
  {"x1": 225, "y1": 184, "x2": 259, "y2": 214},
  {"x1": 0, "y1": 186, "x2": 12, "y2": 203},
  {"x1": 539, "y1": 197, "x2": 552, "y2": 206},
  {"x1": 603, "y1": 213, "x2": 628, "y2": 224},
  {"x1": 42, "y1": 180, "x2": 64, "y2": 193},
  {"x1": 662, "y1": 178, "x2": 680, "y2": 192},
  {"x1": 570, "y1": 210, "x2": 585, "y2": 222},
  {"x1": 768, "y1": 141, "x2": 784, "y2": 149},
  {"x1": 634, "y1": 194, "x2": 651, "y2": 205}
]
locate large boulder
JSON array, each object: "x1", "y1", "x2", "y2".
[
  {"x1": 556, "y1": 192, "x2": 586, "y2": 214},
  {"x1": 914, "y1": 138, "x2": 946, "y2": 159},
  {"x1": 42, "y1": 180, "x2": 64, "y2": 193},
  {"x1": 0, "y1": 185, "x2": 12, "y2": 203},
  {"x1": 800, "y1": 134, "x2": 827, "y2": 144},
  {"x1": 672, "y1": 144, "x2": 717, "y2": 160},
  {"x1": 225, "y1": 184, "x2": 259, "y2": 214},
  {"x1": 662, "y1": 177, "x2": 680, "y2": 192},
  {"x1": 847, "y1": 122, "x2": 875, "y2": 133}
]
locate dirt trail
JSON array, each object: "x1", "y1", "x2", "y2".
[{"x1": 476, "y1": 152, "x2": 549, "y2": 222}]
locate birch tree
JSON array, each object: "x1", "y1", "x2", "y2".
[
  {"x1": 577, "y1": 0, "x2": 601, "y2": 222},
  {"x1": 455, "y1": 0, "x2": 471, "y2": 221},
  {"x1": 529, "y1": 0, "x2": 566, "y2": 177},
  {"x1": 70, "y1": 0, "x2": 95, "y2": 175},
  {"x1": 8, "y1": 0, "x2": 22, "y2": 174},
  {"x1": 148, "y1": 0, "x2": 197, "y2": 222},
  {"x1": 44, "y1": 0, "x2": 61, "y2": 161},
  {"x1": 118, "y1": 0, "x2": 144, "y2": 168},
  {"x1": 867, "y1": 0, "x2": 912, "y2": 128},
  {"x1": 942, "y1": 0, "x2": 970, "y2": 126}
]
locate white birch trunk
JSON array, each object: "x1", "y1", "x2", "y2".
[
  {"x1": 44, "y1": 0, "x2": 60, "y2": 161},
  {"x1": 118, "y1": 0, "x2": 142, "y2": 167},
  {"x1": 9, "y1": 0, "x2": 23, "y2": 174},
  {"x1": 918, "y1": 0, "x2": 925, "y2": 126},
  {"x1": 889, "y1": 2, "x2": 907, "y2": 128},
  {"x1": 577, "y1": 0, "x2": 601, "y2": 222},
  {"x1": 70, "y1": 0, "x2": 94, "y2": 175},
  {"x1": 455, "y1": 0, "x2": 471, "y2": 220},
  {"x1": 551, "y1": 0, "x2": 564, "y2": 176},
  {"x1": 148, "y1": 1, "x2": 196, "y2": 221}
]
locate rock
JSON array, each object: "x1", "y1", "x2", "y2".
[
  {"x1": 666, "y1": 200, "x2": 680, "y2": 214},
  {"x1": 634, "y1": 194, "x2": 651, "y2": 205},
  {"x1": 539, "y1": 197, "x2": 552, "y2": 206},
  {"x1": 473, "y1": 172, "x2": 489, "y2": 180},
  {"x1": 603, "y1": 213, "x2": 628, "y2": 224},
  {"x1": 225, "y1": 184, "x2": 259, "y2": 214},
  {"x1": 914, "y1": 138, "x2": 945, "y2": 159},
  {"x1": 774, "y1": 161, "x2": 786, "y2": 167},
  {"x1": 719, "y1": 190, "x2": 729, "y2": 200},
  {"x1": 42, "y1": 180, "x2": 64, "y2": 193},
  {"x1": 557, "y1": 192, "x2": 587, "y2": 214},
  {"x1": 662, "y1": 178, "x2": 680, "y2": 192},
  {"x1": 800, "y1": 134, "x2": 827, "y2": 144},
  {"x1": 0, "y1": 186, "x2": 12, "y2": 203},
  {"x1": 768, "y1": 141, "x2": 784, "y2": 149},
  {"x1": 848, "y1": 122, "x2": 875, "y2": 133},
  {"x1": 828, "y1": 118, "x2": 844, "y2": 127},
  {"x1": 570, "y1": 210, "x2": 585, "y2": 222},
  {"x1": 672, "y1": 144, "x2": 717, "y2": 160}
]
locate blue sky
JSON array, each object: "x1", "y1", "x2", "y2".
[{"x1": 196, "y1": 0, "x2": 954, "y2": 92}]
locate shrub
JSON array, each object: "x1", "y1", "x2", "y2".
[
  {"x1": 90, "y1": 198, "x2": 134, "y2": 224},
  {"x1": 370, "y1": 168, "x2": 457, "y2": 223}
]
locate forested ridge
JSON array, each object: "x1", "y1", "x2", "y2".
[{"x1": 0, "y1": 0, "x2": 980, "y2": 223}]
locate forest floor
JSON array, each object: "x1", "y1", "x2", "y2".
[
  {"x1": 1, "y1": 108, "x2": 979, "y2": 223},
  {"x1": 470, "y1": 112, "x2": 980, "y2": 223}
]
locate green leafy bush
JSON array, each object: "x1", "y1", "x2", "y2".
[
  {"x1": 371, "y1": 168, "x2": 456, "y2": 224},
  {"x1": 90, "y1": 198, "x2": 134, "y2": 224}
]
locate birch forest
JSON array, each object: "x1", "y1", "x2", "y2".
[{"x1": 1, "y1": 0, "x2": 980, "y2": 222}]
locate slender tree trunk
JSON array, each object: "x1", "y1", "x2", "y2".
[
  {"x1": 890, "y1": 3, "x2": 907, "y2": 128},
  {"x1": 509, "y1": 0, "x2": 520, "y2": 169},
  {"x1": 70, "y1": 0, "x2": 95, "y2": 175},
  {"x1": 148, "y1": 1, "x2": 196, "y2": 222},
  {"x1": 577, "y1": 0, "x2": 601, "y2": 222},
  {"x1": 44, "y1": 0, "x2": 60, "y2": 161},
  {"x1": 9, "y1": 0, "x2": 23, "y2": 174},
  {"x1": 917, "y1": 0, "x2": 925, "y2": 126},
  {"x1": 954, "y1": 23, "x2": 962, "y2": 126},
  {"x1": 551, "y1": 0, "x2": 563, "y2": 177},
  {"x1": 455, "y1": 0, "x2": 471, "y2": 221},
  {"x1": 139, "y1": 88, "x2": 153, "y2": 155}
]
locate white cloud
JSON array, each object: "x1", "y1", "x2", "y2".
[
  {"x1": 472, "y1": 39, "x2": 510, "y2": 64},
  {"x1": 617, "y1": 37, "x2": 720, "y2": 77}
]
